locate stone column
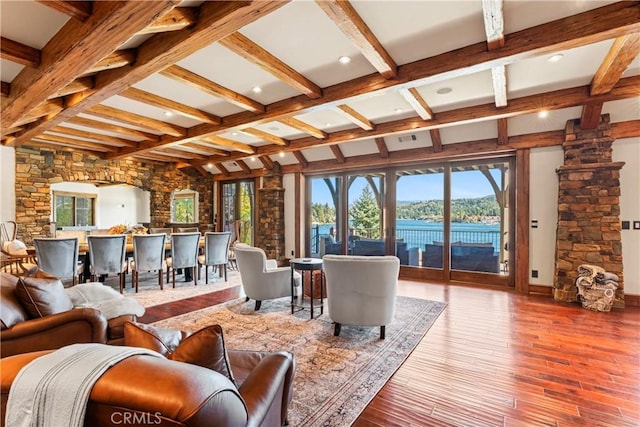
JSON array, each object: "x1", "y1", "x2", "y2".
[
  {"x1": 257, "y1": 163, "x2": 286, "y2": 265},
  {"x1": 553, "y1": 114, "x2": 625, "y2": 307}
]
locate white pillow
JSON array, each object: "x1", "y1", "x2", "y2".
[{"x1": 2, "y1": 239, "x2": 28, "y2": 256}]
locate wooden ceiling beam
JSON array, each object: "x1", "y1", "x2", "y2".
[
  {"x1": 260, "y1": 155, "x2": 274, "y2": 170},
  {"x1": 219, "y1": 32, "x2": 322, "y2": 99},
  {"x1": 49, "y1": 126, "x2": 137, "y2": 147},
  {"x1": 591, "y1": 33, "x2": 640, "y2": 96},
  {"x1": 0, "y1": 37, "x2": 40, "y2": 67},
  {"x1": 11, "y1": 100, "x2": 64, "y2": 127},
  {"x1": 241, "y1": 128, "x2": 288, "y2": 146},
  {"x1": 193, "y1": 75, "x2": 639, "y2": 167},
  {"x1": 330, "y1": 145, "x2": 346, "y2": 163},
  {"x1": 278, "y1": 117, "x2": 327, "y2": 139},
  {"x1": 176, "y1": 1, "x2": 639, "y2": 149},
  {"x1": 398, "y1": 87, "x2": 433, "y2": 120},
  {"x1": 160, "y1": 65, "x2": 265, "y2": 113},
  {"x1": 236, "y1": 159, "x2": 252, "y2": 174},
  {"x1": 1, "y1": 1, "x2": 179, "y2": 131},
  {"x1": 293, "y1": 151, "x2": 309, "y2": 168},
  {"x1": 497, "y1": 118, "x2": 509, "y2": 145},
  {"x1": 335, "y1": 104, "x2": 375, "y2": 130},
  {"x1": 180, "y1": 142, "x2": 230, "y2": 156},
  {"x1": 120, "y1": 87, "x2": 221, "y2": 125},
  {"x1": 136, "y1": 7, "x2": 199, "y2": 35},
  {"x1": 429, "y1": 129, "x2": 443, "y2": 153},
  {"x1": 51, "y1": 77, "x2": 94, "y2": 98},
  {"x1": 86, "y1": 104, "x2": 186, "y2": 137},
  {"x1": 374, "y1": 137, "x2": 389, "y2": 158},
  {"x1": 1, "y1": 82, "x2": 9, "y2": 97},
  {"x1": 84, "y1": 49, "x2": 136, "y2": 75},
  {"x1": 580, "y1": 102, "x2": 604, "y2": 130},
  {"x1": 201, "y1": 136, "x2": 256, "y2": 154},
  {"x1": 36, "y1": 1, "x2": 92, "y2": 21},
  {"x1": 152, "y1": 147, "x2": 207, "y2": 160},
  {"x1": 31, "y1": 133, "x2": 115, "y2": 152},
  {"x1": 215, "y1": 163, "x2": 230, "y2": 177},
  {"x1": 482, "y1": 0, "x2": 508, "y2": 107},
  {"x1": 67, "y1": 116, "x2": 160, "y2": 141},
  {"x1": 316, "y1": 0, "x2": 397, "y2": 79},
  {"x1": 7, "y1": 0, "x2": 287, "y2": 147},
  {"x1": 194, "y1": 165, "x2": 211, "y2": 177}
]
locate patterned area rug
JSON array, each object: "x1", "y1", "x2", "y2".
[{"x1": 152, "y1": 295, "x2": 446, "y2": 426}]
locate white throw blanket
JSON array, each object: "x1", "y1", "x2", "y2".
[
  {"x1": 65, "y1": 282, "x2": 145, "y2": 319},
  {"x1": 5, "y1": 344, "x2": 160, "y2": 427}
]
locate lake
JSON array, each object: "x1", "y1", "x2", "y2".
[{"x1": 313, "y1": 220, "x2": 502, "y2": 251}]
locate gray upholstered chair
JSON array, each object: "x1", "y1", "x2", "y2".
[
  {"x1": 33, "y1": 237, "x2": 84, "y2": 286},
  {"x1": 131, "y1": 233, "x2": 167, "y2": 292},
  {"x1": 166, "y1": 232, "x2": 201, "y2": 287},
  {"x1": 149, "y1": 227, "x2": 172, "y2": 236},
  {"x1": 234, "y1": 243, "x2": 300, "y2": 311},
  {"x1": 87, "y1": 234, "x2": 128, "y2": 293},
  {"x1": 176, "y1": 227, "x2": 199, "y2": 233},
  {"x1": 322, "y1": 255, "x2": 400, "y2": 339},
  {"x1": 198, "y1": 231, "x2": 232, "y2": 283}
]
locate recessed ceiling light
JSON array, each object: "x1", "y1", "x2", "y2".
[
  {"x1": 207, "y1": 163, "x2": 213, "y2": 168},
  {"x1": 252, "y1": 86, "x2": 262, "y2": 93},
  {"x1": 164, "y1": 111, "x2": 174, "y2": 117},
  {"x1": 548, "y1": 54, "x2": 564, "y2": 63},
  {"x1": 231, "y1": 132, "x2": 239, "y2": 136},
  {"x1": 268, "y1": 126, "x2": 280, "y2": 131},
  {"x1": 338, "y1": 56, "x2": 351, "y2": 64},
  {"x1": 324, "y1": 122, "x2": 332, "y2": 127},
  {"x1": 436, "y1": 87, "x2": 453, "y2": 95},
  {"x1": 279, "y1": 151, "x2": 285, "y2": 158},
  {"x1": 394, "y1": 108, "x2": 403, "y2": 114},
  {"x1": 538, "y1": 110, "x2": 549, "y2": 118},
  {"x1": 250, "y1": 156, "x2": 256, "y2": 162}
]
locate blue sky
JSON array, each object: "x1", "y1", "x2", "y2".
[{"x1": 311, "y1": 169, "x2": 502, "y2": 205}]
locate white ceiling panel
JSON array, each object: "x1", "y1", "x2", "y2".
[
  {"x1": 602, "y1": 99, "x2": 640, "y2": 123},
  {"x1": 337, "y1": 139, "x2": 379, "y2": 158},
  {"x1": 509, "y1": 107, "x2": 583, "y2": 136},
  {"x1": 0, "y1": 1, "x2": 68, "y2": 48},
  {"x1": 415, "y1": 70, "x2": 495, "y2": 111},
  {"x1": 100, "y1": 96, "x2": 199, "y2": 128},
  {"x1": 300, "y1": 146, "x2": 335, "y2": 163},
  {"x1": 0, "y1": 60, "x2": 23, "y2": 83},
  {"x1": 440, "y1": 121, "x2": 498, "y2": 145},
  {"x1": 384, "y1": 131, "x2": 431, "y2": 153}
]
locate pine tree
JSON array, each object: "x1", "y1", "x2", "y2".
[{"x1": 349, "y1": 187, "x2": 381, "y2": 238}]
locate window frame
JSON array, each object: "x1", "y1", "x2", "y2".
[{"x1": 53, "y1": 190, "x2": 97, "y2": 227}]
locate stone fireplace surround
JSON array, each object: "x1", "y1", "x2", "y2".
[{"x1": 553, "y1": 115, "x2": 625, "y2": 308}]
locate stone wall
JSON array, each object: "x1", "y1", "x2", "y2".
[
  {"x1": 256, "y1": 163, "x2": 286, "y2": 265},
  {"x1": 553, "y1": 115, "x2": 625, "y2": 307},
  {"x1": 14, "y1": 145, "x2": 212, "y2": 242}
]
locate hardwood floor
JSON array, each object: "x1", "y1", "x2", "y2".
[{"x1": 141, "y1": 280, "x2": 640, "y2": 427}]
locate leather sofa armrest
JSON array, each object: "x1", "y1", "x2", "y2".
[
  {"x1": 0, "y1": 308, "x2": 108, "y2": 358},
  {"x1": 238, "y1": 351, "x2": 295, "y2": 427}
]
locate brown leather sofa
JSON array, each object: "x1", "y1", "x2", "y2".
[
  {"x1": 1, "y1": 348, "x2": 295, "y2": 427},
  {"x1": 0, "y1": 272, "x2": 136, "y2": 357}
]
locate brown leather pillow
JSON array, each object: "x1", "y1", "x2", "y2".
[
  {"x1": 124, "y1": 322, "x2": 235, "y2": 385},
  {"x1": 15, "y1": 277, "x2": 74, "y2": 318}
]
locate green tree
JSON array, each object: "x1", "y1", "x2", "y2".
[{"x1": 349, "y1": 186, "x2": 381, "y2": 238}]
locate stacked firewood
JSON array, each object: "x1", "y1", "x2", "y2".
[{"x1": 575, "y1": 264, "x2": 619, "y2": 312}]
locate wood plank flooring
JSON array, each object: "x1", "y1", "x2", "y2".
[{"x1": 141, "y1": 280, "x2": 640, "y2": 427}]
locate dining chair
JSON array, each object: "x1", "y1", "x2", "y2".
[
  {"x1": 176, "y1": 227, "x2": 199, "y2": 233},
  {"x1": 33, "y1": 237, "x2": 84, "y2": 286},
  {"x1": 131, "y1": 233, "x2": 167, "y2": 292},
  {"x1": 149, "y1": 227, "x2": 172, "y2": 236},
  {"x1": 166, "y1": 232, "x2": 201, "y2": 287},
  {"x1": 87, "y1": 234, "x2": 128, "y2": 293},
  {"x1": 198, "y1": 231, "x2": 232, "y2": 283},
  {"x1": 54, "y1": 229, "x2": 88, "y2": 244}
]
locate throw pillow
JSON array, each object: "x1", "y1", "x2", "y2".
[
  {"x1": 15, "y1": 276, "x2": 74, "y2": 318},
  {"x1": 124, "y1": 322, "x2": 235, "y2": 385},
  {"x1": 2, "y1": 239, "x2": 28, "y2": 256}
]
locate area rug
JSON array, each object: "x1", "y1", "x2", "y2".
[
  {"x1": 96, "y1": 269, "x2": 241, "y2": 307},
  {"x1": 152, "y1": 295, "x2": 446, "y2": 426}
]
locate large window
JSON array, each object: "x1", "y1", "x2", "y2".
[
  {"x1": 221, "y1": 180, "x2": 254, "y2": 245},
  {"x1": 54, "y1": 191, "x2": 95, "y2": 226},
  {"x1": 171, "y1": 190, "x2": 198, "y2": 223}
]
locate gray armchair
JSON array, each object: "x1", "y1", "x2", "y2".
[{"x1": 322, "y1": 255, "x2": 399, "y2": 339}]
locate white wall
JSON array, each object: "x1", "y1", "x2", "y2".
[
  {"x1": 613, "y1": 137, "x2": 640, "y2": 295},
  {"x1": 283, "y1": 173, "x2": 296, "y2": 259},
  {"x1": 529, "y1": 146, "x2": 563, "y2": 286},
  {"x1": 0, "y1": 146, "x2": 16, "y2": 222},
  {"x1": 50, "y1": 182, "x2": 150, "y2": 228},
  {"x1": 529, "y1": 138, "x2": 640, "y2": 296}
]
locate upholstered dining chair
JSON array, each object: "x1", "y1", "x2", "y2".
[
  {"x1": 322, "y1": 255, "x2": 400, "y2": 339},
  {"x1": 149, "y1": 227, "x2": 172, "y2": 236},
  {"x1": 198, "y1": 231, "x2": 232, "y2": 283},
  {"x1": 33, "y1": 237, "x2": 84, "y2": 286},
  {"x1": 176, "y1": 227, "x2": 199, "y2": 233},
  {"x1": 234, "y1": 243, "x2": 300, "y2": 311},
  {"x1": 166, "y1": 232, "x2": 201, "y2": 287},
  {"x1": 87, "y1": 234, "x2": 128, "y2": 293},
  {"x1": 131, "y1": 233, "x2": 167, "y2": 292}
]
